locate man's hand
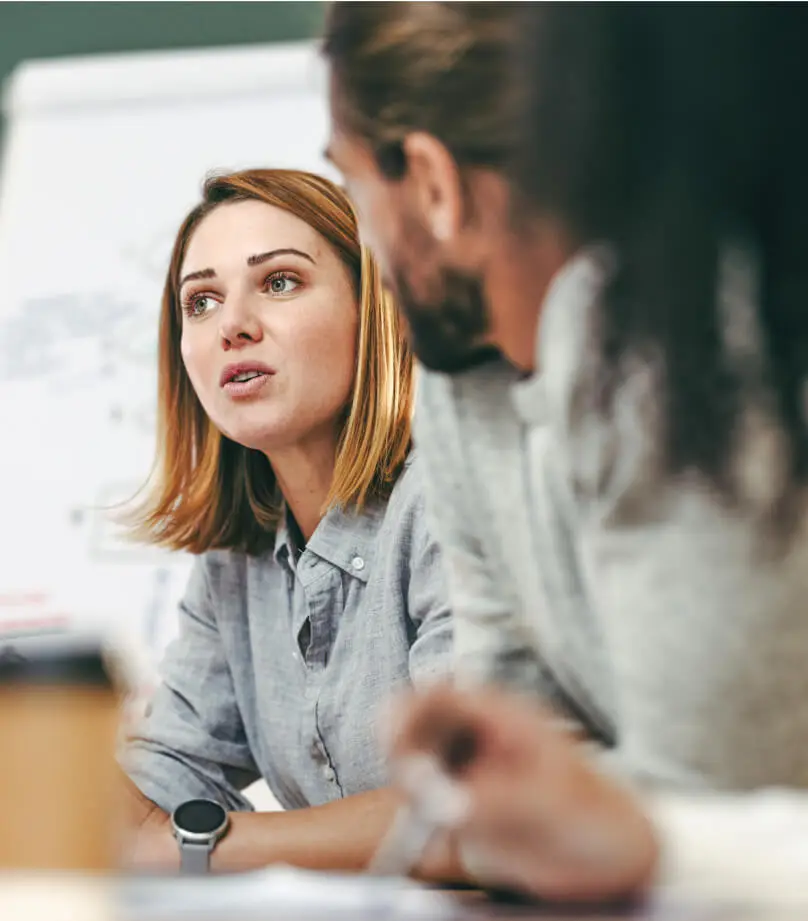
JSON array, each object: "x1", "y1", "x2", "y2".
[{"x1": 388, "y1": 685, "x2": 659, "y2": 903}]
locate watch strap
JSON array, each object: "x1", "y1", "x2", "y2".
[{"x1": 179, "y1": 838, "x2": 212, "y2": 875}]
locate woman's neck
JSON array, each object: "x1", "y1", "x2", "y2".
[{"x1": 268, "y1": 435, "x2": 339, "y2": 544}]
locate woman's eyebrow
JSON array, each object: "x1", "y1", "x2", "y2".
[
  {"x1": 179, "y1": 267, "x2": 216, "y2": 288},
  {"x1": 247, "y1": 248, "x2": 316, "y2": 267},
  {"x1": 179, "y1": 249, "x2": 315, "y2": 289}
]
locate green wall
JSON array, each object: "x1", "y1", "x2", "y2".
[{"x1": 0, "y1": 1, "x2": 325, "y2": 136}]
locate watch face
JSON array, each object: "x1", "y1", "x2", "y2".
[{"x1": 173, "y1": 799, "x2": 227, "y2": 836}]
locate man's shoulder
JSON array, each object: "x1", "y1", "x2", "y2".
[
  {"x1": 413, "y1": 359, "x2": 534, "y2": 532},
  {"x1": 416, "y1": 358, "x2": 525, "y2": 434}
]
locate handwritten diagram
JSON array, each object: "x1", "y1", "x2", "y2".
[{"x1": 0, "y1": 228, "x2": 190, "y2": 672}]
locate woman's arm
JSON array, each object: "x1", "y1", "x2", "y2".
[
  {"x1": 122, "y1": 556, "x2": 261, "y2": 814},
  {"x1": 123, "y1": 552, "x2": 464, "y2": 879},
  {"x1": 125, "y1": 776, "x2": 463, "y2": 880}
]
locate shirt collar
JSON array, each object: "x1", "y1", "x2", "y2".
[
  {"x1": 271, "y1": 469, "x2": 403, "y2": 583},
  {"x1": 510, "y1": 372, "x2": 547, "y2": 428},
  {"x1": 305, "y1": 498, "x2": 386, "y2": 583},
  {"x1": 509, "y1": 244, "x2": 615, "y2": 429},
  {"x1": 272, "y1": 507, "x2": 295, "y2": 569}
]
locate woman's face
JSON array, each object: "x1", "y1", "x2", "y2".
[{"x1": 178, "y1": 200, "x2": 359, "y2": 454}]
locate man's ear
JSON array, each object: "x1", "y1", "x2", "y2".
[{"x1": 401, "y1": 132, "x2": 465, "y2": 244}]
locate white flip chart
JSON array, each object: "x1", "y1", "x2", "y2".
[{"x1": 0, "y1": 41, "x2": 334, "y2": 687}]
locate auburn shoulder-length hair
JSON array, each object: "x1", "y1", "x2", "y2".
[{"x1": 128, "y1": 168, "x2": 414, "y2": 556}]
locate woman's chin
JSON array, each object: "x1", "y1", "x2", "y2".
[
  {"x1": 215, "y1": 413, "x2": 291, "y2": 452},
  {"x1": 220, "y1": 426, "x2": 296, "y2": 456}
]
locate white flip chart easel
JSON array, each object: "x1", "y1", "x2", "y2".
[{"x1": 0, "y1": 41, "x2": 333, "y2": 685}]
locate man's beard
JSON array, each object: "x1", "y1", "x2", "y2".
[{"x1": 391, "y1": 264, "x2": 501, "y2": 374}]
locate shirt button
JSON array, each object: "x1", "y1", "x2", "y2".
[{"x1": 351, "y1": 555, "x2": 365, "y2": 572}]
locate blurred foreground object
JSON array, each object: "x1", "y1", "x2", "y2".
[
  {"x1": 0, "y1": 637, "x2": 122, "y2": 870},
  {"x1": 0, "y1": 875, "x2": 113, "y2": 921}
]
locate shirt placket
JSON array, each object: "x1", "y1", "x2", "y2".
[{"x1": 295, "y1": 554, "x2": 344, "y2": 797}]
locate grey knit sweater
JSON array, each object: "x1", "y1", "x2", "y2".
[{"x1": 414, "y1": 248, "x2": 808, "y2": 791}]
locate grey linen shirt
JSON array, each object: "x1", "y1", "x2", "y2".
[
  {"x1": 415, "y1": 248, "x2": 808, "y2": 791},
  {"x1": 124, "y1": 453, "x2": 452, "y2": 812}
]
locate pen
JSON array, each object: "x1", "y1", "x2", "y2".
[
  {"x1": 368, "y1": 748, "x2": 474, "y2": 877},
  {"x1": 367, "y1": 797, "x2": 442, "y2": 877}
]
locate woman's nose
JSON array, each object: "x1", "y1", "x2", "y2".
[{"x1": 218, "y1": 295, "x2": 263, "y2": 348}]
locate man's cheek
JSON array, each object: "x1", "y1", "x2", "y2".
[
  {"x1": 357, "y1": 220, "x2": 393, "y2": 280},
  {"x1": 356, "y1": 213, "x2": 379, "y2": 253}
]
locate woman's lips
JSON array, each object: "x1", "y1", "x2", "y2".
[{"x1": 222, "y1": 373, "x2": 273, "y2": 398}]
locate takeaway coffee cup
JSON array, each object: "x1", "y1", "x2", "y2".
[{"x1": 0, "y1": 638, "x2": 121, "y2": 870}]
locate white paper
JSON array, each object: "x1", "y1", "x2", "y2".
[
  {"x1": 650, "y1": 789, "x2": 808, "y2": 911},
  {"x1": 122, "y1": 866, "x2": 456, "y2": 921}
]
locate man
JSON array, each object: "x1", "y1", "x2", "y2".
[
  {"x1": 323, "y1": 0, "x2": 614, "y2": 744},
  {"x1": 323, "y1": 1, "x2": 808, "y2": 903}
]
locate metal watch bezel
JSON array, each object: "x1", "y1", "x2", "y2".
[{"x1": 171, "y1": 798, "x2": 229, "y2": 844}]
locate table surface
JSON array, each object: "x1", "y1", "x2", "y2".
[
  {"x1": 2, "y1": 873, "x2": 806, "y2": 921},
  {"x1": 124, "y1": 885, "x2": 808, "y2": 921}
]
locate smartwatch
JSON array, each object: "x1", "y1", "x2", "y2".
[{"x1": 171, "y1": 798, "x2": 229, "y2": 874}]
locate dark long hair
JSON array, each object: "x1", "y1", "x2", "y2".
[{"x1": 516, "y1": 5, "x2": 808, "y2": 526}]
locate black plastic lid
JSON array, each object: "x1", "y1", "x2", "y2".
[{"x1": 0, "y1": 641, "x2": 114, "y2": 688}]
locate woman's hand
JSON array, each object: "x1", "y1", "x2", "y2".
[{"x1": 388, "y1": 685, "x2": 659, "y2": 903}]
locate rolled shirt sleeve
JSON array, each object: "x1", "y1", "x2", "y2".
[{"x1": 123, "y1": 556, "x2": 260, "y2": 813}]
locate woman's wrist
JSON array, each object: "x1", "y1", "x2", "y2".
[{"x1": 126, "y1": 809, "x2": 179, "y2": 872}]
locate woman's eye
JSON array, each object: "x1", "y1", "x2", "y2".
[
  {"x1": 186, "y1": 294, "x2": 216, "y2": 317},
  {"x1": 267, "y1": 273, "x2": 300, "y2": 295}
]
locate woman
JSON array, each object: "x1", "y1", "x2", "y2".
[{"x1": 121, "y1": 168, "x2": 455, "y2": 875}]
